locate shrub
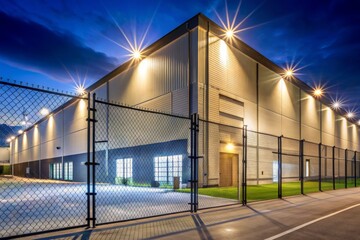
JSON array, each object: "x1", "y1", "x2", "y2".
[{"x1": 0, "y1": 165, "x2": 11, "y2": 175}]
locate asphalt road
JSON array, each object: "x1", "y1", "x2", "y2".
[{"x1": 23, "y1": 187, "x2": 360, "y2": 240}]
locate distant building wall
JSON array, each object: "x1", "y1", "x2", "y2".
[{"x1": 0, "y1": 147, "x2": 9, "y2": 162}]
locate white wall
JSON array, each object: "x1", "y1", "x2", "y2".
[
  {"x1": 10, "y1": 99, "x2": 88, "y2": 164},
  {"x1": 0, "y1": 147, "x2": 9, "y2": 162}
]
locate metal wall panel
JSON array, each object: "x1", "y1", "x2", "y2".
[
  {"x1": 0, "y1": 147, "x2": 9, "y2": 162},
  {"x1": 137, "y1": 93, "x2": 172, "y2": 113},
  {"x1": 208, "y1": 34, "x2": 257, "y2": 103},
  {"x1": 109, "y1": 34, "x2": 189, "y2": 106},
  {"x1": 172, "y1": 87, "x2": 189, "y2": 116},
  {"x1": 219, "y1": 94, "x2": 244, "y2": 118}
]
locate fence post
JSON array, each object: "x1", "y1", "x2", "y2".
[
  {"x1": 91, "y1": 93, "x2": 97, "y2": 227},
  {"x1": 190, "y1": 113, "x2": 199, "y2": 212},
  {"x1": 300, "y1": 140, "x2": 304, "y2": 195},
  {"x1": 355, "y1": 151, "x2": 357, "y2": 187},
  {"x1": 242, "y1": 125, "x2": 248, "y2": 205},
  {"x1": 319, "y1": 143, "x2": 322, "y2": 192},
  {"x1": 278, "y1": 136, "x2": 282, "y2": 199},
  {"x1": 86, "y1": 92, "x2": 91, "y2": 228},
  {"x1": 345, "y1": 149, "x2": 348, "y2": 189},
  {"x1": 85, "y1": 93, "x2": 98, "y2": 227},
  {"x1": 332, "y1": 146, "x2": 335, "y2": 190}
]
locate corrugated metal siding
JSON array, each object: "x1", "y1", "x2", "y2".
[
  {"x1": 109, "y1": 33, "x2": 189, "y2": 106},
  {"x1": 219, "y1": 112, "x2": 243, "y2": 128},
  {"x1": 209, "y1": 34, "x2": 256, "y2": 103},
  {"x1": 207, "y1": 123, "x2": 219, "y2": 185},
  {"x1": 172, "y1": 87, "x2": 189, "y2": 116},
  {"x1": 208, "y1": 87, "x2": 219, "y2": 122},
  {"x1": 198, "y1": 27, "x2": 207, "y2": 85},
  {"x1": 137, "y1": 93, "x2": 172, "y2": 113},
  {"x1": 219, "y1": 94, "x2": 244, "y2": 118}
]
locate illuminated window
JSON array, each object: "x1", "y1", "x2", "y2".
[
  {"x1": 64, "y1": 162, "x2": 73, "y2": 181},
  {"x1": 273, "y1": 161, "x2": 278, "y2": 182},
  {"x1": 116, "y1": 158, "x2": 133, "y2": 178},
  {"x1": 305, "y1": 159, "x2": 310, "y2": 177},
  {"x1": 51, "y1": 163, "x2": 62, "y2": 180},
  {"x1": 154, "y1": 155, "x2": 182, "y2": 185}
]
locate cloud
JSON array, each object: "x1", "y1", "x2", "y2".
[{"x1": 0, "y1": 11, "x2": 118, "y2": 83}]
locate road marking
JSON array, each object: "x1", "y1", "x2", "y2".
[{"x1": 265, "y1": 203, "x2": 360, "y2": 240}]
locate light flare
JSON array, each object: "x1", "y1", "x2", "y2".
[
  {"x1": 314, "y1": 88, "x2": 323, "y2": 97},
  {"x1": 40, "y1": 108, "x2": 50, "y2": 116},
  {"x1": 215, "y1": 0, "x2": 264, "y2": 42},
  {"x1": 347, "y1": 112, "x2": 355, "y2": 119},
  {"x1": 226, "y1": 143, "x2": 235, "y2": 151}
]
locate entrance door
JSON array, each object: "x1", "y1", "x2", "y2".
[{"x1": 220, "y1": 153, "x2": 239, "y2": 187}]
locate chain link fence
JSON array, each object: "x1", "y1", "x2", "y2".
[
  {"x1": 1, "y1": 80, "x2": 360, "y2": 238},
  {"x1": 0, "y1": 80, "x2": 88, "y2": 238},
  {"x1": 93, "y1": 99, "x2": 192, "y2": 224}
]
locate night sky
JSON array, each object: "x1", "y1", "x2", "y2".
[{"x1": 0, "y1": 0, "x2": 359, "y2": 114}]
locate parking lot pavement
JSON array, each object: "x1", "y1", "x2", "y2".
[
  {"x1": 20, "y1": 187, "x2": 360, "y2": 240},
  {"x1": 1, "y1": 180, "x2": 235, "y2": 238}
]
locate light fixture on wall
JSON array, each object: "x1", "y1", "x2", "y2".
[
  {"x1": 225, "y1": 29, "x2": 234, "y2": 39},
  {"x1": 18, "y1": 130, "x2": 23, "y2": 134},
  {"x1": 226, "y1": 142, "x2": 235, "y2": 151},
  {"x1": 40, "y1": 108, "x2": 50, "y2": 116},
  {"x1": 10, "y1": 136, "x2": 15, "y2": 140},
  {"x1": 313, "y1": 88, "x2": 323, "y2": 97},
  {"x1": 332, "y1": 101, "x2": 341, "y2": 109},
  {"x1": 131, "y1": 49, "x2": 142, "y2": 60},
  {"x1": 284, "y1": 69, "x2": 293, "y2": 78},
  {"x1": 357, "y1": 120, "x2": 360, "y2": 126},
  {"x1": 6, "y1": 138, "x2": 11, "y2": 143},
  {"x1": 347, "y1": 112, "x2": 355, "y2": 119},
  {"x1": 76, "y1": 85, "x2": 86, "y2": 95}
]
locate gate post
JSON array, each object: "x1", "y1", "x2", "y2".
[
  {"x1": 86, "y1": 93, "x2": 98, "y2": 227},
  {"x1": 345, "y1": 149, "x2": 348, "y2": 189},
  {"x1": 319, "y1": 143, "x2": 322, "y2": 192},
  {"x1": 190, "y1": 113, "x2": 199, "y2": 212},
  {"x1": 332, "y1": 146, "x2": 335, "y2": 190},
  {"x1": 242, "y1": 125, "x2": 248, "y2": 205},
  {"x1": 277, "y1": 136, "x2": 282, "y2": 199},
  {"x1": 355, "y1": 152, "x2": 357, "y2": 187},
  {"x1": 300, "y1": 140, "x2": 304, "y2": 195},
  {"x1": 86, "y1": 92, "x2": 91, "y2": 228}
]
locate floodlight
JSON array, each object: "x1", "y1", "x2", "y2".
[
  {"x1": 347, "y1": 112, "x2": 355, "y2": 119},
  {"x1": 225, "y1": 29, "x2": 234, "y2": 39},
  {"x1": 314, "y1": 88, "x2": 323, "y2": 97},
  {"x1": 40, "y1": 108, "x2": 50, "y2": 116}
]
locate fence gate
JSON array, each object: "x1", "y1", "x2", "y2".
[{"x1": 90, "y1": 95, "x2": 194, "y2": 225}]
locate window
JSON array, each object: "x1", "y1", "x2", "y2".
[
  {"x1": 116, "y1": 158, "x2": 133, "y2": 178},
  {"x1": 305, "y1": 159, "x2": 310, "y2": 177},
  {"x1": 273, "y1": 160, "x2": 278, "y2": 182},
  {"x1": 64, "y1": 162, "x2": 73, "y2": 181},
  {"x1": 154, "y1": 155, "x2": 182, "y2": 185},
  {"x1": 50, "y1": 163, "x2": 62, "y2": 180}
]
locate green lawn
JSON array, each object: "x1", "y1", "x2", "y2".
[{"x1": 177, "y1": 179, "x2": 360, "y2": 202}]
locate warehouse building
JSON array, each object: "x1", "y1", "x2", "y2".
[{"x1": 9, "y1": 13, "x2": 360, "y2": 187}]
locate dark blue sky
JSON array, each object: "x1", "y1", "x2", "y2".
[{"x1": 0, "y1": 0, "x2": 359, "y2": 114}]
